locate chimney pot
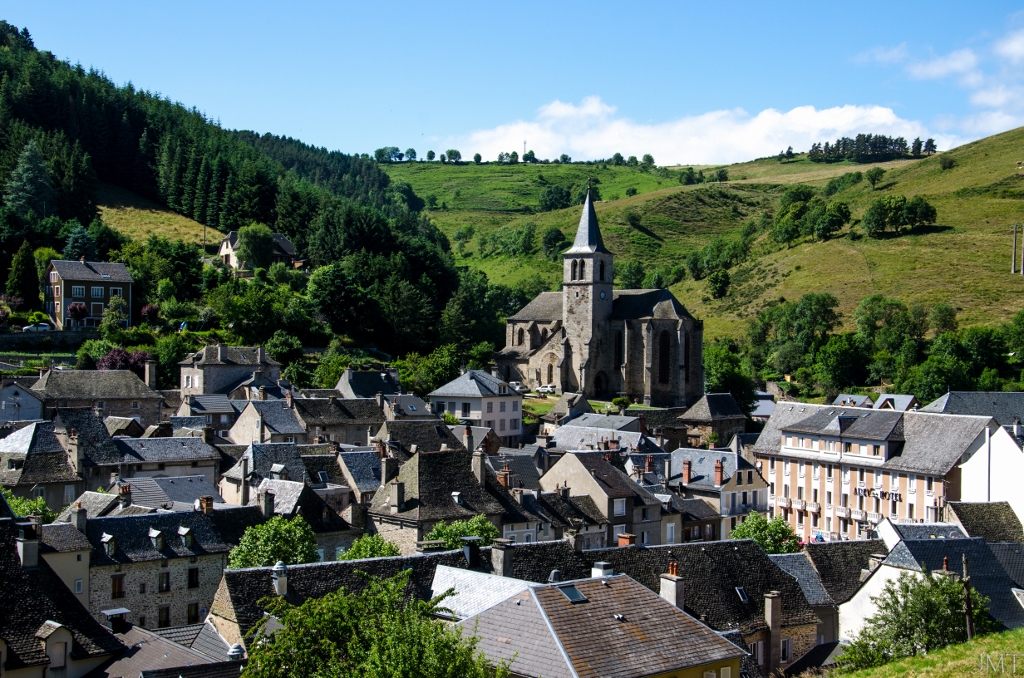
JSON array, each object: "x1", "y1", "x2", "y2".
[
  {"x1": 714, "y1": 459, "x2": 724, "y2": 486},
  {"x1": 617, "y1": 532, "x2": 636, "y2": 547},
  {"x1": 592, "y1": 561, "x2": 613, "y2": 577},
  {"x1": 271, "y1": 561, "x2": 288, "y2": 596},
  {"x1": 683, "y1": 460, "x2": 692, "y2": 484},
  {"x1": 660, "y1": 565, "x2": 684, "y2": 610}
]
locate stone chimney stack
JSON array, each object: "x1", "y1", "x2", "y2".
[
  {"x1": 472, "y1": 449, "x2": 486, "y2": 487},
  {"x1": 663, "y1": 458, "x2": 672, "y2": 489},
  {"x1": 285, "y1": 391, "x2": 293, "y2": 409},
  {"x1": 72, "y1": 502, "x2": 87, "y2": 532},
  {"x1": 660, "y1": 561, "x2": 684, "y2": 609},
  {"x1": 118, "y1": 483, "x2": 132, "y2": 508},
  {"x1": 714, "y1": 459, "x2": 724, "y2": 486},
  {"x1": 272, "y1": 561, "x2": 288, "y2": 596},
  {"x1": 683, "y1": 460, "x2": 692, "y2": 484},
  {"x1": 202, "y1": 426, "x2": 214, "y2": 444},
  {"x1": 198, "y1": 496, "x2": 214, "y2": 515},
  {"x1": 376, "y1": 392, "x2": 384, "y2": 409},
  {"x1": 463, "y1": 424, "x2": 474, "y2": 452},
  {"x1": 217, "y1": 343, "x2": 226, "y2": 362},
  {"x1": 240, "y1": 457, "x2": 250, "y2": 505},
  {"x1": 258, "y1": 386, "x2": 267, "y2": 401},
  {"x1": 144, "y1": 359, "x2": 157, "y2": 389},
  {"x1": 389, "y1": 480, "x2": 404, "y2": 514},
  {"x1": 491, "y1": 539, "x2": 514, "y2": 576},
  {"x1": 381, "y1": 456, "x2": 400, "y2": 486},
  {"x1": 260, "y1": 491, "x2": 275, "y2": 519},
  {"x1": 16, "y1": 520, "x2": 40, "y2": 569},
  {"x1": 765, "y1": 591, "x2": 782, "y2": 674}
]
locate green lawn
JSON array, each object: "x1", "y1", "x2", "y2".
[{"x1": 841, "y1": 627, "x2": 1024, "y2": 677}]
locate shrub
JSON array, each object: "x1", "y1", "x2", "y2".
[{"x1": 939, "y1": 155, "x2": 956, "y2": 170}]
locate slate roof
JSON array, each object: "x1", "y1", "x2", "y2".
[
  {"x1": 51, "y1": 260, "x2": 133, "y2": 283},
  {"x1": 543, "y1": 392, "x2": 593, "y2": 421},
  {"x1": 464, "y1": 574, "x2": 744, "y2": 678},
  {"x1": 804, "y1": 540, "x2": 887, "y2": 605},
  {"x1": 532, "y1": 492, "x2": 609, "y2": 529},
  {"x1": 675, "y1": 497, "x2": 721, "y2": 521},
  {"x1": 428, "y1": 370, "x2": 510, "y2": 398},
  {"x1": 251, "y1": 478, "x2": 350, "y2": 533},
  {"x1": 678, "y1": 393, "x2": 746, "y2": 422},
  {"x1": 625, "y1": 407, "x2": 688, "y2": 431},
  {"x1": 301, "y1": 454, "x2": 346, "y2": 486},
  {"x1": 222, "y1": 443, "x2": 306, "y2": 483},
  {"x1": 662, "y1": 448, "x2": 757, "y2": 489},
  {"x1": 0, "y1": 519, "x2": 124, "y2": 670},
  {"x1": 85, "y1": 507, "x2": 265, "y2": 565},
  {"x1": 921, "y1": 391, "x2": 1024, "y2": 426},
  {"x1": 182, "y1": 395, "x2": 245, "y2": 416},
  {"x1": 338, "y1": 451, "x2": 382, "y2": 493},
  {"x1": 833, "y1": 394, "x2": 873, "y2": 407},
  {"x1": 33, "y1": 369, "x2": 161, "y2": 400},
  {"x1": 299, "y1": 388, "x2": 342, "y2": 398},
  {"x1": 113, "y1": 437, "x2": 221, "y2": 464},
  {"x1": 891, "y1": 522, "x2": 967, "y2": 541},
  {"x1": 222, "y1": 230, "x2": 296, "y2": 257},
  {"x1": 104, "y1": 416, "x2": 145, "y2": 437},
  {"x1": 368, "y1": 449, "x2": 529, "y2": 523},
  {"x1": 125, "y1": 476, "x2": 225, "y2": 511},
  {"x1": 988, "y1": 542, "x2": 1024, "y2": 589},
  {"x1": 56, "y1": 491, "x2": 120, "y2": 522},
  {"x1": 41, "y1": 521, "x2": 92, "y2": 552},
  {"x1": 388, "y1": 393, "x2": 431, "y2": 417},
  {"x1": 769, "y1": 552, "x2": 833, "y2": 606},
  {"x1": 486, "y1": 453, "x2": 542, "y2": 491},
  {"x1": 609, "y1": 289, "x2": 696, "y2": 321},
  {"x1": 190, "y1": 621, "x2": 233, "y2": 661},
  {"x1": 564, "y1": 189, "x2": 610, "y2": 255},
  {"x1": 140, "y1": 663, "x2": 246, "y2": 678},
  {"x1": 430, "y1": 565, "x2": 532, "y2": 620},
  {"x1": 179, "y1": 345, "x2": 280, "y2": 368},
  {"x1": 550, "y1": 425, "x2": 661, "y2": 454},
  {"x1": 781, "y1": 406, "x2": 904, "y2": 441},
  {"x1": 948, "y1": 502, "x2": 1024, "y2": 543},
  {"x1": 883, "y1": 537, "x2": 1024, "y2": 629},
  {"x1": 53, "y1": 408, "x2": 122, "y2": 466},
  {"x1": 873, "y1": 394, "x2": 918, "y2": 411},
  {"x1": 564, "y1": 452, "x2": 661, "y2": 505},
  {"x1": 570, "y1": 413, "x2": 639, "y2": 430},
  {"x1": 170, "y1": 416, "x2": 208, "y2": 432},
  {"x1": 244, "y1": 400, "x2": 305, "y2": 435},
  {"x1": 292, "y1": 397, "x2": 384, "y2": 427},
  {"x1": 373, "y1": 420, "x2": 465, "y2": 460},
  {"x1": 335, "y1": 368, "x2": 401, "y2": 399},
  {"x1": 82, "y1": 625, "x2": 215, "y2": 677},
  {"x1": 0, "y1": 421, "x2": 80, "y2": 486},
  {"x1": 508, "y1": 291, "x2": 563, "y2": 322}
]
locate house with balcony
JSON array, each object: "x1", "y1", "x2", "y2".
[
  {"x1": 752, "y1": 403, "x2": 1015, "y2": 542},
  {"x1": 45, "y1": 260, "x2": 134, "y2": 330},
  {"x1": 428, "y1": 370, "x2": 523, "y2": 446}
]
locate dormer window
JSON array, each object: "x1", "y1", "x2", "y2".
[
  {"x1": 101, "y1": 533, "x2": 117, "y2": 556},
  {"x1": 149, "y1": 528, "x2": 165, "y2": 551},
  {"x1": 736, "y1": 586, "x2": 749, "y2": 603},
  {"x1": 178, "y1": 526, "x2": 194, "y2": 549}
]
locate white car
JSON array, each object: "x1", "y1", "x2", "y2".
[
  {"x1": 537, "y1": 384, "x2": 557, "y2": 394},
  {"x1": 22, "y1": 323, "x2": 51, "y2": 332},
  {"x1": 507, "y1": 381, "x2": 529, "y2": 394}
]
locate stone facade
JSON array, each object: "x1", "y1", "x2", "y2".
[
  {"x1": 178, "y1": 345, "x2": 281, "y2": 397},
  {"x1": 496, "y1": 193, "x2": 704, "y2": 407},
  {"x1": 89, "y1": 553, "x2": 228, "y2": 629}
]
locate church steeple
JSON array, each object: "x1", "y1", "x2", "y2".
[{"x1": 565, "y1": 189, "x2": 610, "y2": 255}]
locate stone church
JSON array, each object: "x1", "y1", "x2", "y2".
[{"x1": 496, "y1": 192, "x2": 704, "y2": 407}]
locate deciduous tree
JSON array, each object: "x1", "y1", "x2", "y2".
[
  {"x1": 338, "y1": 534, "x2": 401, "y2": 560},
  {"x1": 865, "y1": 167, "x2": 886, "y2": 190},
  {"x1": 235, "y1": 222, "x2": 276, "y2": 269},
  {"x1": 729, "y1": 512, "x2": 800, "y2": 553},
  {"x1": 228, "y1": 515, "x2": 319, "y2": 568},
  {"x1": 424, "y1": 515, "x2": 500, "y2": 549}
]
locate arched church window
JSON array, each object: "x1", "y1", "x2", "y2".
[
  {"x1": 579, "y1": 260, "x2": 586, "y2": 279},
  {"x1": 614, "y1": 331, "x2": 623, "y2": 368},
  {"x1": 541, "y1": 328, "x2": 548, "y2": 343},
  {"x1": 517, "y1": 328, "x2": 524, "y2": 345},
  {"x1": 599, "y1": 260, "x2": 605, "y2": 281},
  {"x1": 658, "y1": 331, "x2": 671, "y2": 384},
  {"x1": 547, "y1": 364, "x2": 554, "y2": 384},
  {"x1": 571, "y1": 260, "x2": 578, "y2": 280}
]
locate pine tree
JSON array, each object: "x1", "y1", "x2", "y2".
[
  {"x1": 6, "y1": 240, "x2": 40, "y2": 310},
  {"x1": 193, "y1": 155, "x2": 211, "y2": 224},
  {"x1": 205, "y1": 156, "x2": 223, "y2": 227},
  {"x1": 179, "y1": 147, "x2": 199, "y2": 217},
  {"x1": 115, "y1": 112, "x2": 135, "y2": 186},
  {"x1": 3, "y1": 139, "x2": 56, "y2": 219},
  {"x1": 62, "y1": 224, "x2": 97, "y2": 261},
  {"x1": 219, "y1": 172, "x2": 236, "y2": 231},
  {"x1": 132, "y1": 128, "x2": 155, "y2": 197}
]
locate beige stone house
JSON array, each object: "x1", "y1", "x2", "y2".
[
  {"x1": 675, "y1": 393, "x2": 748, "y2": 448},
  {"x1": 178, "y1": 345, "x2": 281, "y2": 398},
  {"x1": 34, "y1": 368, "x2": 165, "y2": 427},
  {"x1": 0, "y1": 421, "x2": 84, "y2": 511},
  {"x1": 45, "y1": 259, "x2": 134, "y2": 330}
]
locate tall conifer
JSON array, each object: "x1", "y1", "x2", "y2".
[
  {"x1": 6, "y1": 240, "x2": 40, "y2": 310},
  {"x1": 3, "y1": 139, "x2": 55, "y2": 219}
]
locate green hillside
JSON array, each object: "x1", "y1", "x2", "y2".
[
  {"x1": 841, "y1": 626, "x2": 1024, "y2": 677},
  {"x1": 96, "y1": 182, "x2": 212, "y2": 246},
  {"x1": 383, "y1": 128, "x2": 1024, "y2": 340}
]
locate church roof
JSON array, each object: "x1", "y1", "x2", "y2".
[
  {"x1": 507, "y1": 288, "x2": 697, "y2": 325},
  {"x1": 564, "y1": 189, "x2": 610, "y2": 255},
  {"x1": 508, "y1": 292, "x2": 563, "y2": 322}
]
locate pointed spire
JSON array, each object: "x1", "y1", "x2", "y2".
[{"x1": 565, "y1": 189, "x2": 610, "y2": 254}]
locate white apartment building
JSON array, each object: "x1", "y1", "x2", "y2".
[
  {"x1": 752, "y1": 403, "x2": 1005, "y2": 542},
  {"x1": 428, "y1": 370, "x2": 523, "y2": 446}
]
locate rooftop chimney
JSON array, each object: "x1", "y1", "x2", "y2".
[
  {"x1": 198, "y1": 495, "x2": 214, "y2": 515},
  {"x1": 943, "y1": 556, "x2": 949, "y2": 571},
  {"x1": 714, "y1": 459, "x2": 724, "y2": 487},
  {"x1": 258, "y1": 386, "x2": 267, "y2": 401},
  {"x1": 272, "y1": 561, "x2": 288, "y2": 596},
  {"x1": 119, "y1": 483, "x2": 132, "y2": 508},
  {"x1": 765, "y1": 591, "x2": 782, "y2": 674},
  {"x1": 285, "y1": 391, "x2": 293, "y2": 409},
  {"x1": 389, "y1": 481, "x2": 405, "y2": 514},
  {"x1": 16, "y1": 520, "x2": 40, "y2": 569},
  {"x1": 143, "y1": 359, "x2": 157, "y2": 389},
  {"x1": 217, "y1": 343, "x2": 226, "y2": 362},
  {"x1": 497, "y1": 463, "x2": 512, "y2": 488},
  {"x1": 472, "y1": 449, "x2": 486, "y2": 487},
  {"x1": 617, "y1": 532, "x2": 636, "y2": 547},
  {"x1": 559, "y1": 486, "x2": 570, "y2": 500},
  {"x1": 227, "y1": 644, "x2": 244, "y2": 661},
  {"x1": 463, "y1": 424, "x2": 474, "y2": 452},
  {"x1": 548, "y1": 569, "x2": 561, "y2": 583},
  {"x1": 683, "y1": 460, "x2": 692, "y2": 484},
  {"x1": 376, "y1": 392, "x2": 384, "y2": 408},
  {"x1": 461, "y1": 536, "x2": 482, "y2": 568},
  {"x1": 202, "y1": 426, "x2": 214, "y2": 444},
  {"x1": 645, "y1": 455, "x2": 653, "y2": 473},
  {"x1": 660, "y1": 562, "x2": 684, "y2": 610},
  {"x1": 592, "y1": 561, "x2": 613, "y2": 578},
  {"x1": 240, "y1": 457, "x2": 250, "y2": 506},
  {"x1": 491, "y1": 538, "x2": 514, "y2": 577},
  {"x1": 260, "y1": 491, "x2": 275, "y2": 518},
  {"x1": 72, "y1": 502, "x2": 87, "y2": 532},
  {"x1": 663, "y1": 458, "x2": 671, "y2": 489}
]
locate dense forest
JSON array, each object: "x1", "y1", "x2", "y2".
[
  {"x1": 0, "y1": 20, "x2": 536, "y2": 392},
  {"x1": 806, "y1": 134, "x2": 937, "y2": 163}
]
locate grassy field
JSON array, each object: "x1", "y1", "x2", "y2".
[
  {"x1": 841, "y1": 626, "x2": 1024, "y2": 677},
  {"x1": 96, "y1": 182, "x2": 214, "y2": 246},
  {"x1": 383, "y1": 127, "x2": 1024, "y2": 340}
]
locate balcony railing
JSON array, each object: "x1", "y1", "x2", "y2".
[
  {"x1": 851, "y1": 509, "x2": 867, "y2": 522},
  {"x1": 791, "y1": 499, "x2": 806, "y2": 511},
  {"x1": 806, "y1": 502, "x2": 820, "y2": 513},
  {"x1": 867, "y1": 512, "x2": 882, "y2": 524},
  {"x1": 835, "y1": 506, "x2": 851, "y2": 518},
  {"x1": 722, "y1": 502, "x2": 767, "y2": 517},
  {"x1": 775, "y1": 497, "x2": 791, "y2": 509}
]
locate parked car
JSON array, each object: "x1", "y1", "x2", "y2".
[
  {"x1": 508, "y1": 381, "x2": 529, "y2": 394},
  {"x1": 537, "y1": 384, "x2": 557, "y2": 394},
  {"x1": 22, "y1": 323, "x2": 51, "y2": 332}
]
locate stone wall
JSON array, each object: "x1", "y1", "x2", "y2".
[
  {"x1": 367, "y1": 516, "x2": 423, "y2": 555},
  {"x1": 89, "y1": 553, "x2": 227, "y2": 629}
]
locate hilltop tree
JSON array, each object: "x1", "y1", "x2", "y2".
[
  {"x1": 228, "y1": 515, "x2": 319, "y2": 568},
  {"x1": 559, "y1": 154, "x2": 571, "y2": 164},
  {"x1": 730, "y1": 512, "x2": 800, "y2": 553},
  {"x1": 911, "y1": 137, "x2": 923, "y2": 157},
  {"x1": 6, "y1": 240, "x2": 40, "y2": 311},
  {"x1": 444, "y1": 149, "x2": 461, "y2": 163},
  {"x1": 235, "y1": 222, "x2": 276, "y2": 269},
  {"x1": 611, "y1": 152, "x2": 625, "y2": 166},
  {"x1": 426, "y1": 150, "x2": 436, "y2": 161},
  {"x1": 405, "y1": 148, "x2": 417, "y2": 161},
  {"x1": 641, "y1": 153, "x2": 655, "y2": 167},
  {"x1": 924, "y1": 138, "x2": 937, "y2": 155},
  {"x1": 242, "y1": 570, "x2": 510, "y2": 678},
  {"x1": 473, "y1": 153, "x2": 481, "y2": 164},
  {"x1": 3, "y1": 139, "x2": 56, "y2": 219},
  {"x1": 865, "y1": 167, "x2": 886, "y2": 190}
]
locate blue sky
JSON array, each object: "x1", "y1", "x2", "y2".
[{"x1": 6, "y1": 2, "x2": 1024, "y2": 163}]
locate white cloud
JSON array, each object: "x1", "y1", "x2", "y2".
[
  {"x1": 853, "y1": 43, "x2": 908, "y2": 64},
  {"x1": 906, "y1": 48, "x2": 979, "y2": 80},
  {"x1": 445, "y1": 97, "x2": 961, "y2": 165},
  {"x1": 995, "y1": 29, "x2": 1024, "y2": 64}
]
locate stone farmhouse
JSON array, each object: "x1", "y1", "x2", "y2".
[
  {"x1": 217, "y1": 230, "x2": 299, "y2": 269},
  {"x1": 33, "y1": 368, "x2": 165, "y2": 427},
  {"x1": 44, "y1": 259, "x2": 134, "y2": 330}
]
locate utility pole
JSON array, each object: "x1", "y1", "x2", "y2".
[{"x1": 963, "y1": 553, "x2": 975, "y2": 641}]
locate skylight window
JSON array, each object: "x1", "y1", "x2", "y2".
[
  {"x1": 558, "y1": 585, "x2": 587, "y2": 603},
  {"x1": 736, "y1": 586, "x2": 749, "y2": 603},
  {"x1": 318, "y1": 471, "x2": 330, "y2": 483}
]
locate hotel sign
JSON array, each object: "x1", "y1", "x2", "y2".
[{"x1": 856, "y1": 487, "x2": 902, "y2": 502}]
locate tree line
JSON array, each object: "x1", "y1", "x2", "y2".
[{"x1": 806, "y1": 134, "x2": 937, "y2": 163}]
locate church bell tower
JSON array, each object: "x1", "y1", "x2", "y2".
[{"x1": 562, "y1": 190, "x2": 613, "y2": 394}]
